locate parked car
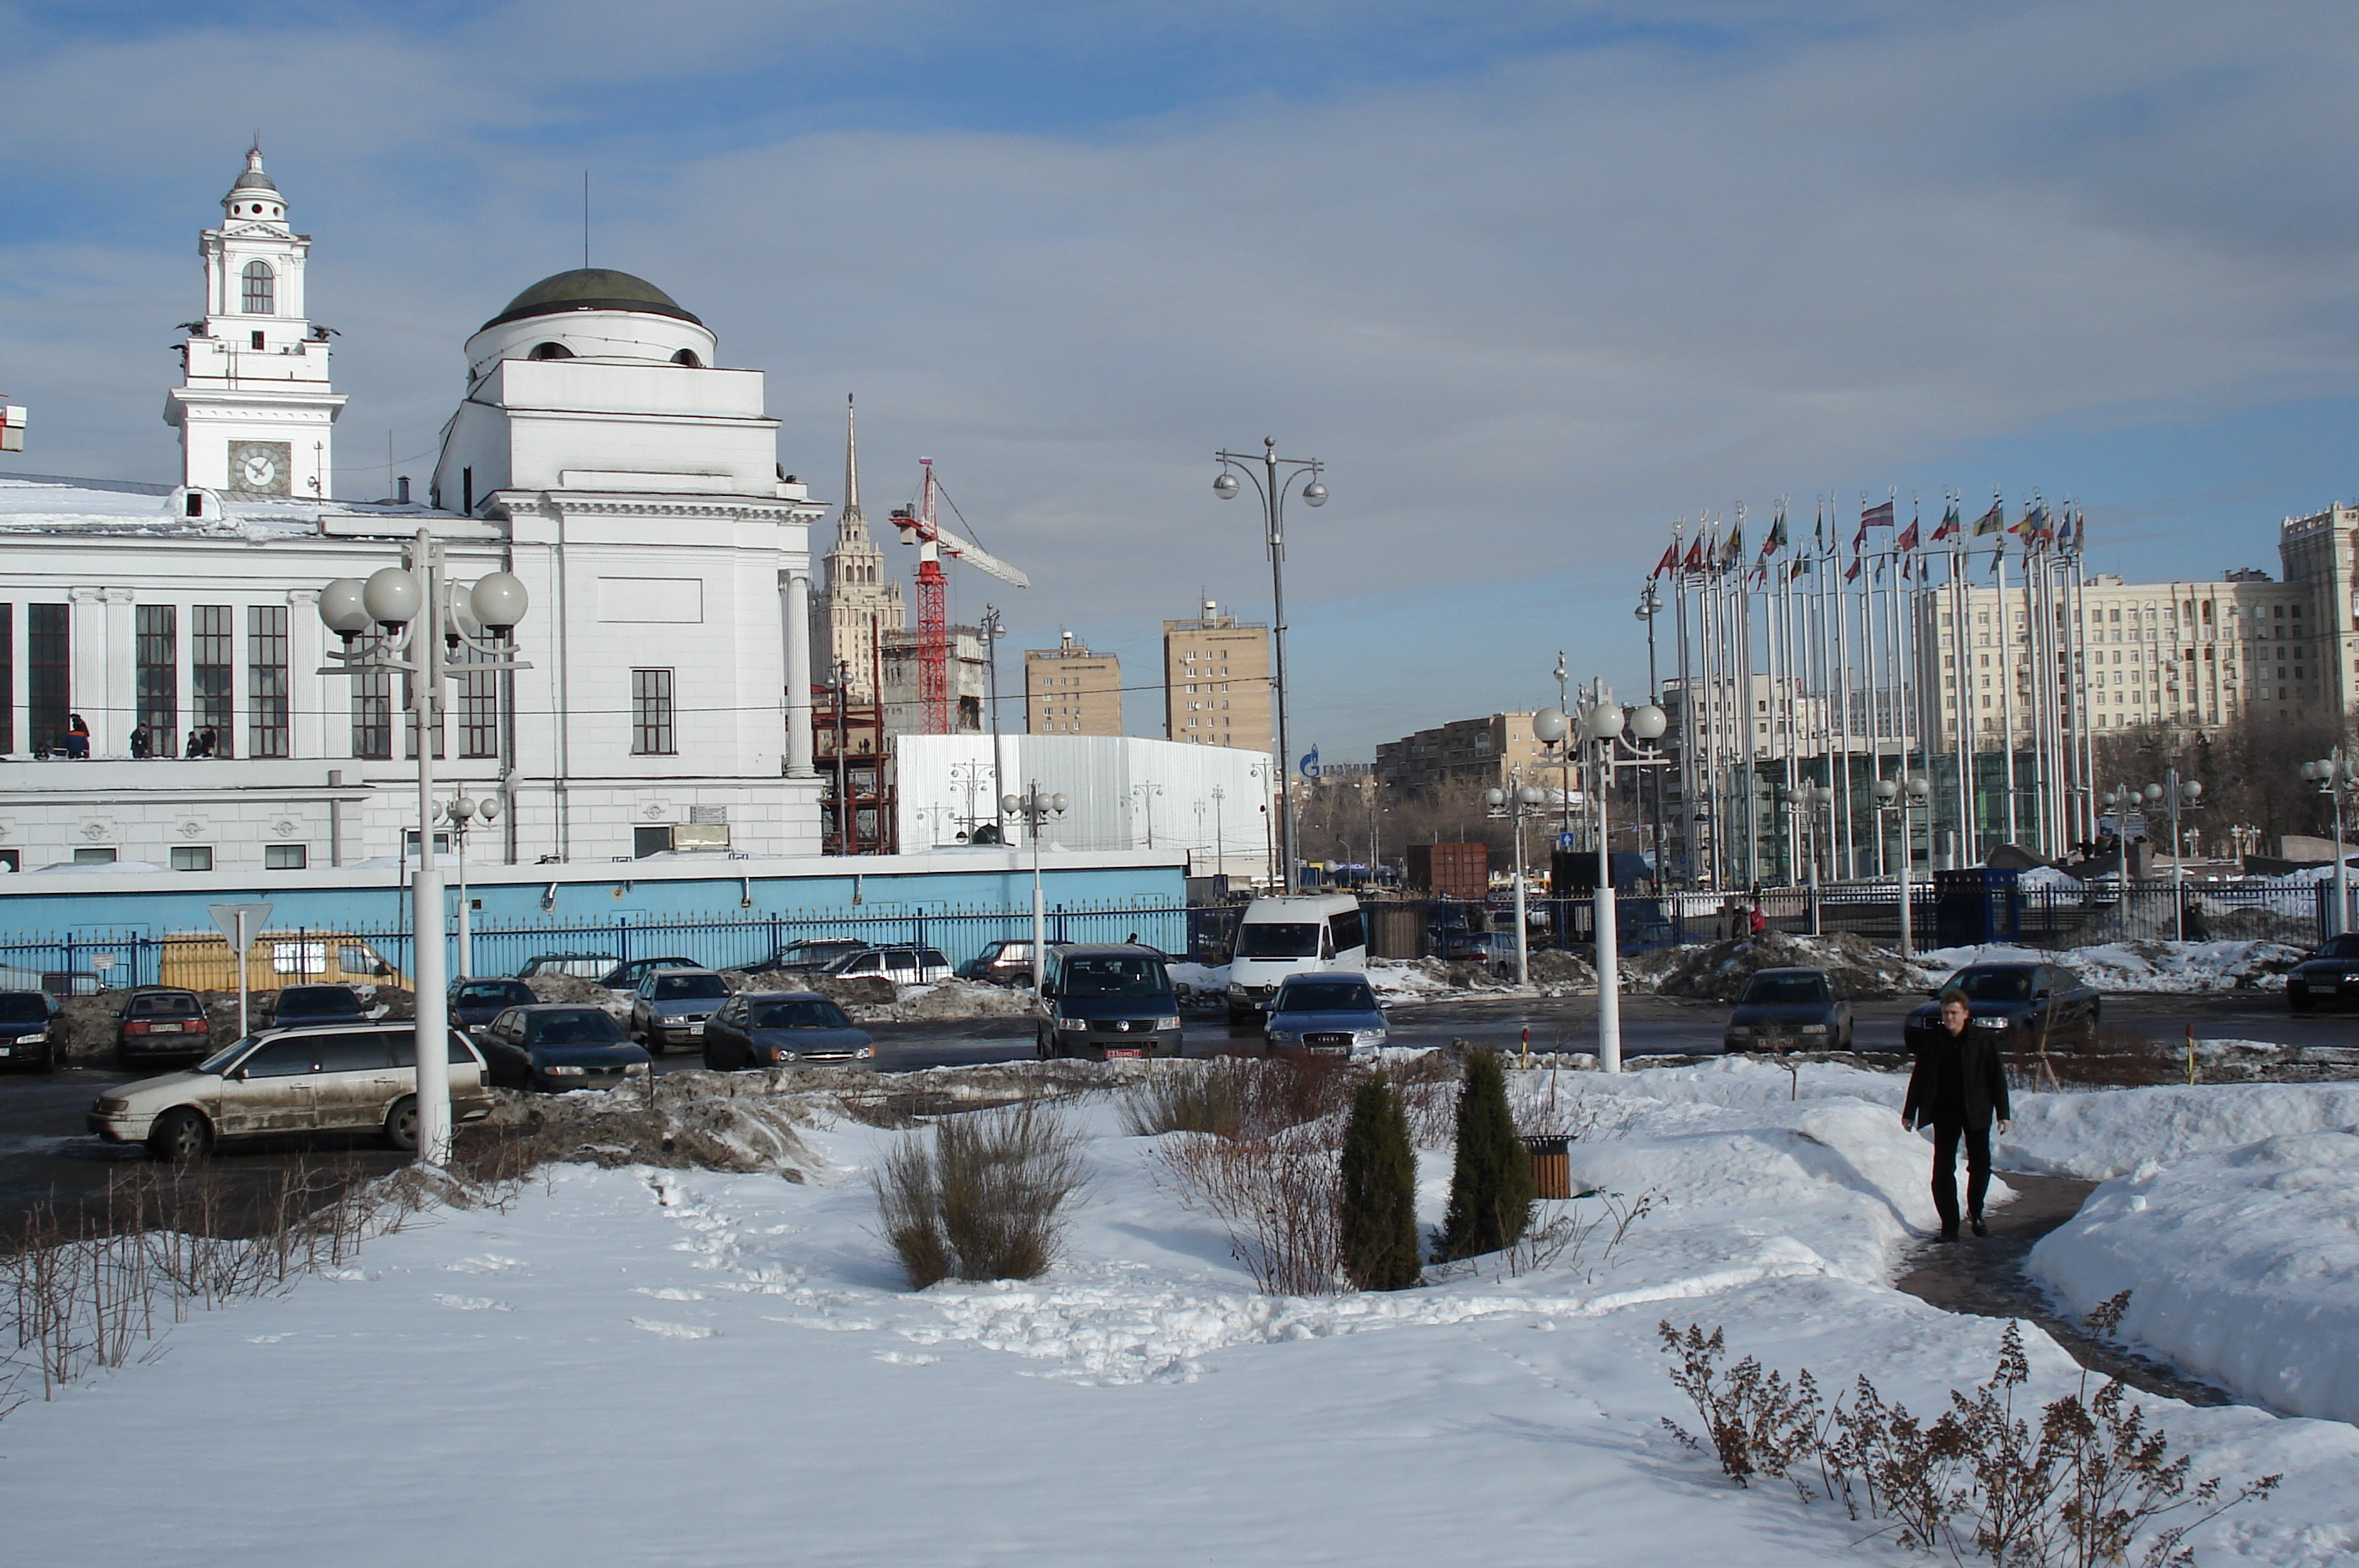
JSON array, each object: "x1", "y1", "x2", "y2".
[
  {"x1": 1226, "y1": 895, "x2": 1367, "y2": 1023},
  {"x1": 600, "y1": 957, "x2": 704, "y2": 992},
  {"x1": 1724, "y1": 967, "x2": 1854, "y2": 1053},
  {"x1": 699, "y1": 992, "x2": 875, "y2": 1069},
  {"x1": 820, "y1": 946, "x2": 952, "y2": 987},
  {"x1": 1262, "y1": 973, "x2": 1388, "y2": 1059},
  {"x1": 2284, "y1": 933, "x2": 2359, "y2": 1014},
  {"x1": 630, "y1": 968, "x2": 734, "y2": 1052},
  {"x1": 516, "y1": 952, "x2": 622, "y2": 981},
  {"x1": 1902, "y1": 962, "x2": 2099, "y2": 1054},
  {"x1": 85, "y1": 1023, "x2": 491, "y2": 1161},
  {"x1": 958, "y1": 939, "x2": 1041, "y2": 986},
  {"x1": 746, "y1": 938, "x2": 873, "y2": 977},
  {"x1": 114, "y1": 987, "x2": 214, "y2": 1070},
  {"x1": 269, "y1": 984, "x2": 378, "y2": 1031},
  {"x1": 474, "y1": 1005, "x2": 652, "y2": 1091},
  {"x1": 0, "y1": 989, "x2": 59, "y2": 1072},
  {"x1": 1035, "y1": 943, "x2": 1182, "y2": 1060},
  {"x1": 449, "y1": 978, "x2": 539, "y2": 1031}
]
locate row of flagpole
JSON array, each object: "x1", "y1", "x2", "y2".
[{"x1": 1654, "y1": 493, "x2": 2091, "y2": 887}]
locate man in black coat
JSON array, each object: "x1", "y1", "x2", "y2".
[{"x1": 1902, "y1": 988, "x2": 2012, "y2": 1240}]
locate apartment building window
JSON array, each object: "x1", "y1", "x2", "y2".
[
  {"x1": 457, "y1": 647, "x2": 501, "y2": 759},
  {"x1": 193, "y1": 605, "x2": 234, "y2": 756},
  {"x1": 248, "y1": 605, "x2": 289, "y2": 757},
  {"x1": 171, "y1": 846, "x2": 214, "y2": 872},
  {"x1": 136, "y1": 605, "x2": 178, "y2": 755},
  {"x1": 632, "y1": 668, "x2": 675, "y2": 755},
  {"x1": 265, "y1": 844, "x2": 308, "y2": 870},
  {"x1": 351, "y1": 635, "x2": 393, "y2": 760},
  {"x1": 28, "y1": 604, "x2": 68, "y2": 750},
  {"x1": 0, "y1": 605, "x2": 10, "y2": 754}
]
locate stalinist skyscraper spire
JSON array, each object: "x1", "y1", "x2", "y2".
[{"x1": 813, "y1": 395, "x2": 904, "y2": 703}]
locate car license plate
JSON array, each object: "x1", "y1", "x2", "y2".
[
  {"x1": 149, "y1": 1024, "x2": 184, "y2": 1034},
  {"x1": 0, "y1": 1046, "x2": 11, "y2": 1057},
  {"x1": 1104, "y1": 1047, "x2": 1143, "y2": 1059},
  {"x1": 689, "y1": 1022, "x2": 705, "y2": 1034}
]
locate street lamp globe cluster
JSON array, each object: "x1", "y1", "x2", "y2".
[
  {"x1": 1003, "y1": 785, "x2": 1068, "y2": 994},
  {"x1": 1872, "y1": 775, "x2": 1931, "y2": 957},
  {"x1": 1213, "y1": 438, "x2": 1324, "y2": 890},
  {"x1": 2300, "y1": 750, "x2": 2355, "y2": 936},
  {"x1": 317, "y1": 529, "x2": 529, "y2": 1166},
  {"x1": 1484, "y1": 780, "x2": 1548, "y2": 985},
  {"x1": 2101, "y1": 773, "x2": 2203, "y2": 941}
]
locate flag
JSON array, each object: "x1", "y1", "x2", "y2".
[
  {"x1": 1844, "y1": 555, "x2": 1861, "y2": 582},
  {"x1": 1896, "y1": 518, "x2": 1920, "y2": 552},
  {"x1": 1789, "y1": 557, "x2": 1809, "y2": 580},
  {"x1": 1860, "y1": 498, "x2": 1895, "y2": 530},
  {"x1": 2028, "y1": 501, "x2": 2053, "y2": 547},
  {"x1": 2006, "y1": 503, "x2": 2034, "y2": 538},
  {"x1": 1932, "y1": 500, "x2": 1961, "y2": 542},
  {"x1": 1652, "y1": 540, "x2": 1680, "y2": 579},
  {"x1": 1748, "y1": 563, "x2": 1767, "y2": 587},
  {"x1": 1813, "y1": 503, "x2": 1825, "y2": 554},
  {"x1": 1722, "y1": 519, "x2": 1744, "y2": 562},
  {"x1": 1761, "y1": 504, "x2": 1787, "y2": 559},
  {"x1": 2059, "y1": 505, "x2": 2081, "y2": 551},
  {"x1": 1972, "y1": 498, "x2": 2004, "y2": 537},
  {"x1": 1681, "y1": 538, "x2": 1707, "y2": 574}
]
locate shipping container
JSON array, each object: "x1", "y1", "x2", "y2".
[{"x1": 1404, "y1": 843, "x2": 1490, "y2": 900}]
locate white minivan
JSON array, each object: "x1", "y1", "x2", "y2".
[{"x1": 1225, "y1": 895, "x2": 1368, "y2": 1023}]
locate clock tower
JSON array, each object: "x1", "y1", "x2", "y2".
[{"x1": 164, "y1": 144, "x2": 347, "y2": 501}]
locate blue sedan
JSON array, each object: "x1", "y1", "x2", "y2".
[{"x1": 1262, "y1": 974, "x2": 1389, "y2": 1059}]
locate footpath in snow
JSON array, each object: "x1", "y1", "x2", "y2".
[{"x1": 3, "y1": 1059, "x2": 2356, "y2": 1565}]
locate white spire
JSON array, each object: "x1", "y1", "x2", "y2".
[{"x1": 842, "y1": 394, "x2": 863, "y2": 528}]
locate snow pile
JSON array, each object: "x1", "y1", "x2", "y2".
[
  {"x1": 1995, "y1": 1082, "x2": 2359, "y2": 1179},
  {"x1": 1918, "y1": 938, "x2": 2306, "y2": 993},
  {"x1": 484, "y1": 1075, "x2": 833, "y2": 1178},
  {"x1": 860, "y1": 978, "x2": 1034, "y2": 1022},
  {"x1": 2017, "y1": 864, "x2": 2084, "y2": 890},
  {"x1": 2030, "y1": 1130, "x2": 2359, "y2": 1425},
  {"x1": 1653, "y1": 929, "x2": 1932, "y2": 1000}
]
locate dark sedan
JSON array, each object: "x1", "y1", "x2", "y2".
[
  {"x1": 450, "y1": 978, "x2": 539, "y2": 1031},
  {"x1": 1903, "y1": 962, "x2": 2099, "y2": 1055},
  {"x1": 2284, "y1": 933, "x2": 2359, "y2": 1014},
  {"x1": 115, "y1": 987, "x2": 213, "y2": 1070},
  {"x1": 601, "y1": 957, "x2": 703, "y2": 991},
  {"x1": 699, "y1": 992, "x2": 875, "y2": 1069},
  {"x1": 746, "y1": 938, "x2": 871, "y2": 977},
  {"x1": 1725, "y1": 967, "x2": 1853, "y2": 1053},
  {"x1": 0, "y1": 989, "x2": 59, "y2": 1072},
  {"x1": 475, "y1": 1004, "x2": 652, "y2": 1091},
  {"x1": 271, "y1": 984, "x2": 378, "y2": 1031}
]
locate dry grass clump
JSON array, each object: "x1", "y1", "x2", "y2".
[{"x1": 873, "y1": 1100, "x2": 1088, "y2": 1290}]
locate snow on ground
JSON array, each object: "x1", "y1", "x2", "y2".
[
  {"x1": 5, "y1": 1065, "x2": 2357, "y2": 1565},
  {"x1": 1918, "y1": 938, "x2": 2305, "y2": 993},
  {"x1": 2030, "y1": 1131, "x2": 2359, "y2": 1426}
]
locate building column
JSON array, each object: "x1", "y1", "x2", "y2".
[
  {"x1": 286, "y1": 589, "x2": 328, "y2": 760},
  {"x1": 782, "y1": 569, "x2": 816, "y2": 779}
]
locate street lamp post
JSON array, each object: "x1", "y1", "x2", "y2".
[
  {"x1": 2300, "y1": 750, "x2": 2352, "y2": 936},
  {"x1": 1002, "y1": 782, "x2": 1068, "y2": 993},
  {"x1": 1536, "y1": 686, "x2": 1667, "y2": 1073},
  {"x1": 443, "y1": 792, "x2": 501, "y2": 979},
  {"x1": 1210, "y1": 786, "x2": 1227, "y2": 879},
  {"x1": 2103, "y1": 773, "x2": 2203, "y2": 940},
  {"x1": 981, "y1": 607, "x2": 1008, "y2": 840},
  {"x1": 1214, "y1": 438, "x2": 1326, "y2": 891},
  {"x1": 1873, "y1": 775, "x2": 1931, "y2": 960},
  {"x1": 317, "y1": 531, "x2": 529, "y2": 1165},
  {"x1": 1635, "y1": 586, "x2": 1665, "y2": 877},
  {"x1": 1128, "y1": 781, "x2": 1163, "y2": 849},
  {"x1": 1485, "y1": 772, "x2": 1547, "y2": 986}
]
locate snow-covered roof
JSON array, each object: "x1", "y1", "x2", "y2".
[{"x1": 0, "y1": 472, "x2": 453, "y2": 543}]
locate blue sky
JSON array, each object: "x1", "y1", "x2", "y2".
[{"x1": 4, "y1": 1, "x2": 2357, "y2": 755}]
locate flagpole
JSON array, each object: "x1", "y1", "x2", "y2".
[
  {"x1": 1734, "y1": 508, "x2": 1758, "y2": 890},
  {"x1": 1951, "y1": 529, "x2": 1970, "y2": 868},
  {"x1": 1672, "y1": 524, "x2": 1692, "y2": 884}
]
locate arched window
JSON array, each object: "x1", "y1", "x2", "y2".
[
  {"x1": 241, "y1": 260, "x2": 275, "y2": 315},
  {"x1": 529, "y1": 342, "x2": 575, "y2": 361},
  {"x1": 671, "y1": 348, "x2": 703, "y2": 367}
]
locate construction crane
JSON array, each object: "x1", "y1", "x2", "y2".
[{"x1": 890, "y1": 459, "x2": 1030, "y2": 735}]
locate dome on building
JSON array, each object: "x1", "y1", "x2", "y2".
[
  {"x1": 228, "y1": 145, "x2": 278, "y2": 194},
  {"x1": 481, "y1": 268, "x2": 703, "y2": 332}
]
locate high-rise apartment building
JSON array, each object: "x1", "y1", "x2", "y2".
[
  {"x1": 812, "y1": 400, "x2": 906, "y2": 704},
  {"x1": 1025, "y1": 632, "x2": 1123, "y2": 735},
  {"x1": 1163, "y1": 600, "x2": 1271, "y2": 750}
]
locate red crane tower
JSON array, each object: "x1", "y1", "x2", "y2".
[{"x1": 889, "y1": 459, "x2": 1030, "y2": 735}]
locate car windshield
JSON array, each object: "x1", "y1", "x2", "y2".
[
  {"x1": 1741, "y1": 974, "x2": 1831, "y2": 1005},
  {"x1": 280, "y1": 988, "x2": 361, "y2": 1016},
  {"x1": 457, "y1": 983, "x2": 531, "y2": 1006},
  {"x1": 130, "y1": 993, "x2": 202, "y2": 1017},
  {"x1": 2315, "y1": 934, "x2": 2359, "y2": 961},
  {"x1": 750, "y1": 999, "x2": 852, "y2": 1030},
  {"x1": 523, "y1": 1011, "x2": 628, "y2": 1045},
  {"x1": 0, "y1": 995, "x2": 47, "y2": 1023},
  {"x1": 1954, "y1": 968, "x2": 2035, "y2": 1001},
  {"x1": 1276, "y1": 981, "x2": 1378, "y2": 1013},
  {"x1": 653, "y1": 974, "x2": 728, "y2": 1000},
  {"x1": 1057, "y1": 957, "x2": 1170, "y2": 998},
  {"x1": 1235, "y1": 923, "x2": 1320, "y2": 959}
]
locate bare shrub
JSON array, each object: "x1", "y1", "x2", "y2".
[
  {"x1": 1154, "y1": 1122, "x2": 1342, "y2": 1294},
  {"x1": 1487, "y1": 1189, "x2": 1657, "y2": 1282},
  {"x1": 872, "y1": 1101, "x2": 1088, "y2": 1289},
  {"x1": 1657, "y1": 1292, "x2": 2283, "y2": 1565},
  {"x1": 1119, "y1": 1061, "x2": 1241, "y2": 1139}
]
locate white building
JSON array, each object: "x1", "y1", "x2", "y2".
[
  {"x1": 0, "y1": 148, "x2": 829, "y2": 874},
  {"x1": 893, "y1": 734, "x2": 1272, "y2": 881}
]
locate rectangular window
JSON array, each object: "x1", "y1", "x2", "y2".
[
  {"x1": 0, "y1": 603, "x2": 11, "y2": 754},
  {"x1": 136, "y1": 605, "x2": 178, "y2": 755},
  {"x1": 351, "y1": 634, "x2": 392, "y2": 760},
  {"x1": 457, "y1": 648, "x2": 500, "y2": 759},
  {"x1": 402, "y1": 672, "x2": 445, "y2": 761},
  {"x1": 192, "y1": 604, "x2": 233, "y2": 757},
  {"x1": 248, "y1": 605, "x2": 288, "y2": 757},
  {"x1": 632, "y1": 668, "x2": 675, "y2": 756},
  {"x1": 74, "y1": 847, "x2": 116, "y2": 865},
  {"x1": 265, "y1": 844, "x2": 308, "y2": 869},
  {"x1": 170, "y1": 845, "x2": 214, "y2": 872}
]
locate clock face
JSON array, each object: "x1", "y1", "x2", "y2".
[{"x1": 227, "y1": 440, "x2": 291, "y2": 496}]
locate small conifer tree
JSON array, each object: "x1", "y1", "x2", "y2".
[
  {"x1": 1436, "y1": 1047, "x2": 1534, "y2": 1261},
  {"x1": 1339, "y1": 1075, "x2": 1422, "y2": 1291}
]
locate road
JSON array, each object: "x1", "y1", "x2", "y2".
[{"x1": 5, "y1": 989, "x2": 2352, "y2": 1239}]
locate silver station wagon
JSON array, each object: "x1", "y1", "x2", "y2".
[{"x1": 87, "y1": 1023, "x2": 492, "y2": 1162}]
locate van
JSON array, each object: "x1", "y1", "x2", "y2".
[
  {"x1": 158, "y1": 931, "x2": 408, "y2": 994},
  {"x1": 1036, "y1": 943, "x2": 1182, "y2": 1060},
  {"x1": 1226, "y1": 895, "x2": 1367, "y2": 1023}
]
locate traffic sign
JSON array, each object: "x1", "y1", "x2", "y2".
[
  {"x1": 209, "y1": 902, "x2": 273, "y2": 946},
  {"x1": 1556, "y1": 833, "x2": 1580, "y2": 852}
]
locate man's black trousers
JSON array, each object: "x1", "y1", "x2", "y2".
[{"x1": 1929, "y1": 1122, "x2": 1991, "y2": 1233}]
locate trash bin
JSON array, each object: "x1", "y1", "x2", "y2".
[{"x1": 1521, "y1": 1134, "x2": 1571, "y2": 1200}]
